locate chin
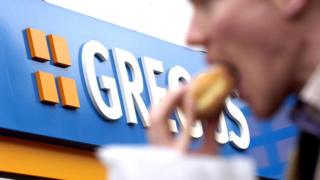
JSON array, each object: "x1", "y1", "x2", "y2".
[
  {"x1": 252, "y1": 102, "x2": 280, "y2": 119},
  {"x1": 240, "y1": 87, "x2": 285, "y2": 119}
]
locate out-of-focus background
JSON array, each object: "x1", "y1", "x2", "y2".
[{"x1": 45, "y1": 0, "x2": 193, "y2": 47}]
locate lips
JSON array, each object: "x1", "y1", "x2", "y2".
[
  {"x1": 204, "y1": 48, "x2": 243, "y2": 97},
  {"x1": 205, "y1": 57, "x2": 214, "y2": 65}
]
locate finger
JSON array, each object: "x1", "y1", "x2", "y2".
[
  {"x1": 198, "y1": 118, "x2": 219, "y2": 154},
  {"x1": 175, "y1": 94, "x2": 195, "y2": 153},
  {"x1": 196, "y1": 112, "x2": 221, "y2": 155},
  {"x1": 147, "y1": 87, "x2": 188, "y2": 146}
]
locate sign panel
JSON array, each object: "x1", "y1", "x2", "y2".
[{"x1": 0, "y1": 0, "x2": 298, "y2": 178}]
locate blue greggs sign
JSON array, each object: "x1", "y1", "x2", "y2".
[{"x1": 0, "y1": 0, "x2": 298, "y2": 178}]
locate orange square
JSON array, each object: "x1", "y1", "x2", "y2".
[
  {"x1": 26, "y1": 28, "x2": 50, "y2": 62},
  {"x1": 35, "y1": 71, "x2": 59, "y2": 104},
  {"x1": 57, "y1": 77, "x2": 80, "y2": 109},
  {"x1": 48, "y1": 34, "x2": 71, "y2": 67}
]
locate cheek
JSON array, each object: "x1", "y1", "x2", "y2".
[
  {"x1": 211, "y1": 1, "x2": 283, "y2": 59},
  {"x1": 209, "y1": 0, "x2": 255, "y2": 40},
  {"x1": 208, "y1": 1, "x2": 293, "y2": 117},
  {"x1": 209, "y1": 6, "x2": 238, "y2": 42}
]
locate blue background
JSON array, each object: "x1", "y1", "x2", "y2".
[{"x1": 0, "y1": 0, "x2": 298, "y2": 179}]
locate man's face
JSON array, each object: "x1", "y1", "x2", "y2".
[{"x1": 187, "y1": 0, "x2": 300, "y2": 117}]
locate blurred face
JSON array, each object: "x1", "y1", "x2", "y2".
[{"x1": 187, "y1": 0, "x2": 301, "y2": 117}]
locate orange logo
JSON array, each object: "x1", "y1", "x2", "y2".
[{"x1": 26, "y1": 28, "x2": 80, "y2": 109}]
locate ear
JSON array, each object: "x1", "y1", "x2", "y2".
[{"x1": 273, "y1": 0, "x2": 309, "y2": 18}]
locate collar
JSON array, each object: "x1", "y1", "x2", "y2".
[
  {"x1": 300, "y1": 64, "x2": 320, "y2": 112},
  {"x1": 291, "y1": 100, "x2": 320, "y2": 138},
  {"x1": 293, "y1": 63, "x2": 320, "y2": 137}
]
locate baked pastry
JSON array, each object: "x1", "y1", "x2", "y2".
[{"x1": 190, "y1": 64, "x2": 235, "y2": 119}]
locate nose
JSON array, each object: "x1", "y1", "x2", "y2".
[{"x1": 186, "y1": 15, "x2": 207, "y2": 47}]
